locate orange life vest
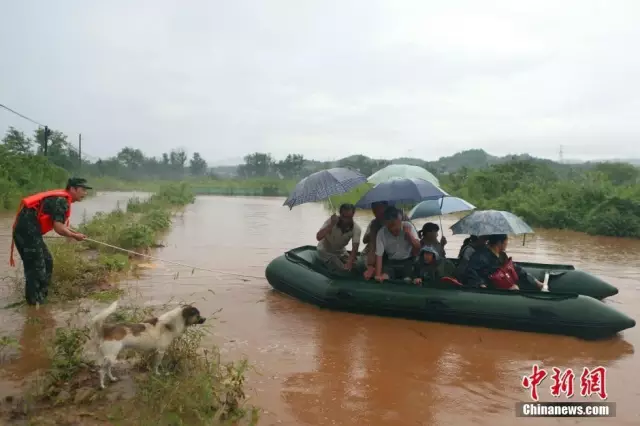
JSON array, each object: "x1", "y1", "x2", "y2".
[{"x1": 9, "y1": 190, "x2": 73, "y2": 267}]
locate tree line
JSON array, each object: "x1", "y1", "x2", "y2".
[
  {"x1": 440, "y1": 161, "x2": 640, "y2": 238},
  {"x1": 1, "y1": 126, "x2": 209, "y2": 180},
  {"x1": 237, "y1": 152, "x2": 391, "y2": 179},
  {"x1": 240, "y1": 150, "x2": 640, "y2": 238},
  {"x1": 2, "y1": 126, "x2": 639, "y2": 238}
]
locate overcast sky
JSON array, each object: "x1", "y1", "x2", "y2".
[{"x1": 1, "y1": 0, "x2": 639, "y2": 165}]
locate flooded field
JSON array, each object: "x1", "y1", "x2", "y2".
[{"x1": 1, "y1": 193, "x2": 639, "y2": 425}]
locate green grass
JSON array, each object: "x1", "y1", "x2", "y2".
[{"x1": 17, "y1": 303, "x2": 259, "y2": 426}]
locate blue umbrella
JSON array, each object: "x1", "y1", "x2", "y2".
[
  {"x1": 354, "y1": 178, "x2": 448, "y2": 209},
  {"x1": 450, "y1": 210, "x2": 534, "y2": 236},
  {"x1": 408, "y1": 197, "x2": 476, "y2": 220},
  {"x1": 283, "y1": 167, "x2": 367, "y2": 210}
]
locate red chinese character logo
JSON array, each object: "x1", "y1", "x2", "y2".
[
  {"x1": 522, "y1": 364, "x2": 548, "y2": 401},
  {"x1": 550, "y1": 367, "x2": 575, "y2": 398},
  {"x1": 580, "y1": 366, "x2": 608, "y2": 400}
]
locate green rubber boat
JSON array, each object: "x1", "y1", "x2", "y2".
[
  {"x1": 498, "y1": 260, "x2": 618, "y2": 300},
  {"x1": 264, "y1": 246, "x2": 635, "y2": 339}
]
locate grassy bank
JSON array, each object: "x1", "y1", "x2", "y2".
[
  {"x1": 92, "y1": 176, "x2": 296, "y2": 197},
  {"x1": 2, "y1": 182, "x2": 259, "y2": 425},
  {"x1": 11, "y1": 182, "x2": 194, "y2": 303}
]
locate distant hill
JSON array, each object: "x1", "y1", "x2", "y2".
[{"x1": 210, "y1": 149, "x2": 639, "y2": 177}]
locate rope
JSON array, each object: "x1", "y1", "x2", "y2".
[
  {"x1": 81, "y1": 237, "x2": 265, "y2": 279},
  {"x1": 1, "y1": 231, "x2": 265, "y2": 280}
]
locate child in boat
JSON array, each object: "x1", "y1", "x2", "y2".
[
  {"x1": 418, "y1": 222, "x2": 447, "y2": 258},
  {"x1": 412, "y1": 245, "x2": 456, "y2": 287}
]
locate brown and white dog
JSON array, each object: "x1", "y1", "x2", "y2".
[{"x1": 90, "y1": 301, "x2": 206, "y2": 389}]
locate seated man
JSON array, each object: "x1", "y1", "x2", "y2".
[
  {"x1": 361, "y1": 201, "x2": 388, "y2": 279},
  {"x1": 316, "y1": 203, "x2": 361, "y2": 274},
  {"x1": 418, "y1": 222, "x2": 447, "y2": 258},
  {"x1": 463, "y1": 234, "x2": 544, "y2": 290},
  {"x1": 373, "y1": 206, "x2": 421, "y2": 282},
  {"x1": 412, "y1": 245, "x2": 456, "y2": 287}
]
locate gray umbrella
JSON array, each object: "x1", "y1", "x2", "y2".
[
  {"x1": 283, "y1": 167, "x2": 367, "y2": 209},
  {"x1": 450, "y1": 210, "x2": 534, "y2": 236}
]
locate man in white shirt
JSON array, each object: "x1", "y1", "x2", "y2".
[
  {"x1": 316, "y1": 203, "x2": 361, "y2": 274},
  {"x1": 373, "y1": 206, "x2": 421, "y2": 282}
]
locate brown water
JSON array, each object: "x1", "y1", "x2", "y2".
[{"x1": 1, "y1": 193, "x2": 639, "y2": 425}]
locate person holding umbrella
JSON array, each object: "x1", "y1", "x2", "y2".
[
  {"x1": 464, "y1": 234, "x2": 544, "y2": 291},
  {"x1": 418, "y1": 222, "x2": 447, "y2": 258},
  {"x1": 361, "y1": 201, "x2": 388, "y2": 279},
  {"x1": 316, "y1": 203, "x2": 361, "y2": 274}
]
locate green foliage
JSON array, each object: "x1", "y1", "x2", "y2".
[
  {"x1": 140, "y1": 209, "x2": 172, "y2": 232},
  {"x1": 332, "y1": 159, "x2": 640, "y2": 238},
  {"x1": 440, "y1": 160, "x2": 640, "y2": 238},
  {"x1": 47, "y1": 242, "x2": 109, "y2": 301},
  {"x1": 0, "y1": 144, "x2": 69, "y2": 210},
  {"x1": 152, "y1": 182, "x2": 196, "y2": 206},
  {"x1": 121, "y1": 327, "x2": 259, "y2": 425},
  {"x1": 116, "y1": 223, "x2": 156, "y2": 249},
  {"x1": 45, "y1": 326, "x2": 90, "y2": 385}
]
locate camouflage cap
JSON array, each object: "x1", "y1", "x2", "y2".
[{"x1": 67, "y1": 177, "x2": 92, "y2": 189}]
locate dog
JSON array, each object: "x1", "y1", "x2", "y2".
[{"x1": 90, "y1": 300, "x2": 206, "y2": 389}]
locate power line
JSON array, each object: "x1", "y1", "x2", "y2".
[
  {"x1": 0, "y1": 103, "x2": 45, "y2": 127},
  {"x1": 0, "y1": 101, "x2": 99, "y2": 162}
]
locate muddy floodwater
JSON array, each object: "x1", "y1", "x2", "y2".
[{"x1": 1, "y1": 193, "x2": 639, "y2": 425}]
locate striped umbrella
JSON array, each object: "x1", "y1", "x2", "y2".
[{"x1": 283, "y1": 167, "x2": 367, "y2": 210}]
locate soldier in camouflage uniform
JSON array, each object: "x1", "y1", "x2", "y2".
[{"x1": 11, "y1": 178, "x2": 90, "y2": 305}]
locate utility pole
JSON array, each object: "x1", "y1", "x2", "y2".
[
  {"x1": 78, "y1": 133, "x2": 82, "y2": 169},
  {"x1": 559, "y1": 145, "x2": 564, "y2": 164},
  {"x1": 43, "y1": 126, "x2": 50, "y2": 156}
]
